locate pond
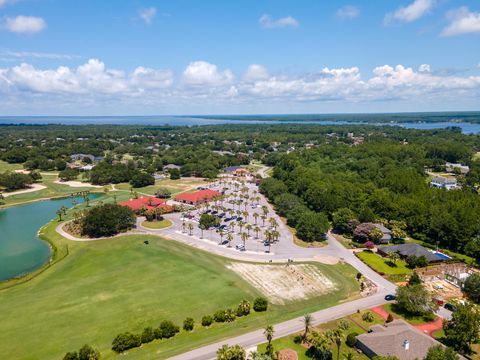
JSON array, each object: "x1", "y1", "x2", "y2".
[{"x1": 0, "y1": 196, "x2": 94, "y2": 281}]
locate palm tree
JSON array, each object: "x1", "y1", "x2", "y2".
[
  {"x1": 242, "y1": 211, "x2": 249, "y2": 222},
  {"x1": 303, "y1": 314, "x2": 313, "y2": 341},
  {"x1": 253, "y1": 212, "x2": 259, "y2": 225},
  {"x1": 230, "y1": 221, "x2": 237, "y2": 233},
  {"x1": 187, "y1": 223, "x2": 194, "y2": 236},
  {"x1": 199, "y1": 224, "x2": 206, "y2": 238},
  {"x1": 261, "y1": 205, "x2": 268, "y2": 217},
  {"x1": 269, "y1": 218, "x2": 278, "y2": 230},
  {"x1": 326, "y1": 328, "x2": 345, "y2": 360},
  {"x1": 241, "y1": 232, "x2": 248, "y2": 248},
  {"x1": 261, "y1": 214, "x2": 267, "y2": 227},
  {"x1": 343, "y1": 353, "x2": 354, "y2": 360},
  {"x1": 238, "y1": 221, "x2": 244, "y2": 234},
  {"x1": 245, "y1": 223, "x2": 252, "y2": 237},
  {"x1": 271, "y1": 230, "x2": 280, "y2": 242},
  {"x1": 263, "y1": 325, "x2": 274, "y2": 357},
  {"x1": 254, "y1": 226, "x2": 261, "y2": 239},
  {"x1": 218, "y1": 229, "x2": 225, "y2": 244},
  {"x1": 56, "y1": 209, "x2": 63, "y2": 221},
  {"x1": 226, "y1": 233, "x2": 233, "y2": 247},
  {"x1": 308, "y1": 331, "x2": 330, "y2": 359},
  {"x1": 181, "y1": 221, "x2": 187, "y2": 233}
]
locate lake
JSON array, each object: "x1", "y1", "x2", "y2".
[
  {"x1": 0, "y1": 196, "x2": 89, "y2": 281},
  {"x1": 1, "y1": 115, "x2": 480, "y2": 133}
]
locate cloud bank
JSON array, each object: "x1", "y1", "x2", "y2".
[
  {"x1": 3, "y1": 15, "x2": 46, "y2": 34},
  {"x1": 259, "y1": 14, "x2": 299, "y2": 29},
  {"x1": 0, "y1": 59, "x2": 478, "y2": 113}
]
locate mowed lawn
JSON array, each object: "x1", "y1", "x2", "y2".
[
  {"x1": 0, "y1": 219, "x2": 360, "y2": 360},
  {"x1": 356, "y1": 251, "x2": 412, "y2": 279}
]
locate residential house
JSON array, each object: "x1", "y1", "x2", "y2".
[
  {"x1": 356, "y1": 320, "x2": 462, "y2": 360},
  {"x1": 445, "y1": 162, "x2": 470, "y2": 175},
  {"x1": 431, "y1": 176, "x2": 458, "y2": 190},
  {"x1": 377, "y1": 243, "x2": 444, "y2": 263}
]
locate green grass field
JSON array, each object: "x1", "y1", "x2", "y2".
[
  {"x1": 0, "y1": 206, "x2": 360, "y2": 360},
  {"x1": 141, "y1": 219, "x2": 172, "y2": 229},
  {"x1": 0, "y1": 160, "x2": 23, "y2": 172},
  {"x1": 356, "y1": 251, "x2": 412, "y2": 281}
]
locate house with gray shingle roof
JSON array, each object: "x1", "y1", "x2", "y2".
[
  {"x1": 356, "y1": 320, "x2": 463, "y2": 360},
  {"x1": 378, "y1": 243, "x2": 444, "y2": 263}
]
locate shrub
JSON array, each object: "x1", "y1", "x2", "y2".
[
  {"x1": 183, "y1": 317, "x2": 195, "y2": 331},
  {"x1": 78, "y1": 345, "x2": 100, "y2": 360},
  {"x1": 346, "y1": 332, "x2": 358, "y2": 347},
  {"x1": 214, "y1": 309, "x2": 227, "y2": 323},
  {"x1": 463, "y1": 273, "x2": 480, "y2": 303},
  {"x1": 130, "y1": 172, "x2": 155, "y2": 188},
  {"x1": 386, "y1": 313, "x2": 394, "y2": 323},
  {"x1": 293, "y1": 334, "x2": 303, "y2": 344},
  {"x1": 362, "y1": 311, "x2": 374, "y2": 322},
  {"x1": 63, "y1": 352, "x2": 78, "y2": 360},
  {"x1": 111, "y1": 332, "x2": 141, "y2": 353},
  {"x1": 141, "y1": 327, "x2": 155, "y2": 343},
  {"x1": 224, "y1": 309, "x2": 237, "y2": 322},
  {"x1": 253, "y1": 297, "x2": 268, "y2": 312},
  {"x1": 201, "y1": 315, "x2": 213, "y2": 327},
  {"x1": 158, "y1": 320, "x2": 180, "y2": 339},
  {"x1": 236, "y1": 300, "x2": 251, "y2": 317}
]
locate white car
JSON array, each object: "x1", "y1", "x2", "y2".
[{"x1": 235, "y1": 244, "x2": 245, "y2": 251}]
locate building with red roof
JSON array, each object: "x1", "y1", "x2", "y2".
[
  {"x1": 119, "y1": 196, "x2": 174, "y2": 213},
  {"x1": 174, "y1": 189, "x2": 222, "y2": 205}
]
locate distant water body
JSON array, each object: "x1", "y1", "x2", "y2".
[{"x1": 1, "y1": 116, "x2": 479, "y2": 134}]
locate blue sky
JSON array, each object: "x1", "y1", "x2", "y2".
[{"x1": 0, "y1": 0, "x2": 479, "y2": 115}]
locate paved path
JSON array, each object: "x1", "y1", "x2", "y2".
[{"x1": 169, "y1": 292, "x2": 389, "y2": 360}]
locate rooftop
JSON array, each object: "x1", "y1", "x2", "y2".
[
  {"x1": 174, "y1": 189, "x2": 222, "y2": 203},
  {"x1": 356, "y1": 320, "x2": 450, "y2": 360},
  {"x1": 378, "y1": 243, "x2": 441, "y2": 262},
  {"x1": 119, "y1": 196, "x2": 173, "y2": 212}
]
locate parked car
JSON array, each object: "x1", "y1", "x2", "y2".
[
  {"x1": 219, "y1": 240, "x2": 229, "y2": 245},
  {"x1": 236, "y1": 244, "x2": 245, "y2": 251},
  {"x1": 263, "y1": 241, "x2": 270, "y2": 247},
  {"x1": 224, "y1": 217, "x2": 231, "y2": 222},
  {"x1": 384, "y1": 294, "x2": 396, "y2": 301},
  {"x1": 444, "y1": 303, "x2": 457, "y2": 312},
  {"x1": 236, "y1": 217, "x2": 243, "y2": 221}
]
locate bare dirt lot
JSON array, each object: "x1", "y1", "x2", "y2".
[{"x1": 227, "y1": 263, "x2": 338, "y2": 304}]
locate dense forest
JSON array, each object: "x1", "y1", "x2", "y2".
[{"x1": 260, "y1": 135, "x2": 480, "y2": 258}]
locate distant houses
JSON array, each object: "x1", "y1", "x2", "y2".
[
  {"x1": 356, "y1": 320, "x2": 460, "y2": 360},
  {"x1": 224, "y1": 166, "x2": 250, "y2": 177},
  {"x1": 445, "y1": 162, "x2": 469, "y2": 175},
  {"x1": 431, "y1": 176, "x2": 458, "y2": 190}
]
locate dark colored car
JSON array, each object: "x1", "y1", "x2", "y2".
[
  {"x1": 385, "y1": 294, "x2": 396, "y2": 301},
  {"x1": 444, "y1": 303, "x2": 457, "y2": 312},
  {"x1": 224, "y1": 217, "x2": 231, "y2": 222}
]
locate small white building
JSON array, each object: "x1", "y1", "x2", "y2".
[{"x1": 431, "y1": 176, "x2": 458, "y2": 190}]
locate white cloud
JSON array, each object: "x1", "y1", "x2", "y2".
[
  {"x1": 3, "y1": 15, "x2": 46, "y2": 34},
  {"x1": 182, "y1": 61, "x2": 234, "y2": 86},
  {"x1": 259, "y1": 14, "x2": 299, "y2": 29},
  {"x1": 385, "y1": 0, "x2": 435, "y2": 24},
  {"x1": 0, "y1": 60, "x2": 479, "y2": 112},
  {"x1": 0, "y1": 59, "x2": 173, "y2": 95},
  {"x1": 0, "y1": 0, "x2": 16, "y2": 7},
  {"x1": 243, "y1": 64, "x2": 269, "y2": 82},
  {"x1": 0, "y1": 50, "x2": 80, "y2": 61},
  {"x1": 336, "y1": 6, "x2": 360, "y2": 20},
  {"x1": 139, "y1": 7, "x2": 157, "y2": 25},
  {"x1": 441, "y1": 7, "x2": 480, "y2": 37}
]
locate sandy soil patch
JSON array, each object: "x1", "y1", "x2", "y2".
[
  {"x1": 54, "y1": 180, "x2": 102, "y2": 188},
  {"x1": 227, "y1": 263, "x2": 337, "y2": 304},
  {"x1": 14, "y1": 169, "x2": 31, "y2": 174},
  {"x1": 3, "y1": 184, "x2": 47, "y2": 197}
]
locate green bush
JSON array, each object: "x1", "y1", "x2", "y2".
[
  {"x1": 463, "y1": 273, "x2": 480, "y2": 303},
  {"x1": 158, "y1": 320, "x2": 179, "y2": 339},
  {"x1": 253, "y1": 297, "x2": 268, "y2": 312},
  {"x1": 236, "y1": 300, "x2": 251, "y2": 317},
  {"x1": 63, "y1": 352, "x2": 78, "y2": 360},
  {"x1": 183, "y1": 317, "x2": 195, "y2": 331},
  {"x1": 78, "y1": 345, "x2": 100, "y2": 360},
  {"x1": 201, "y1": 315, "x2": 213, "y2": 327},
  {"x1": 293, "y1": 334, "x2": 303, "y2": 344},
  {"x1": 362, "y1": 311, "x2": 374, "y2": 322},
  {"x1": 111, "y1": 332, "x2": 141, "y2": 353},
  {"x1": 141, "y1": 327, "x2": 155, "y2": 343},
  {"x1": 346, "y1": 332, "x2": 358, "y2": 347},
  {"x1": 213, "y1": 309, "x2": 227, "y2": 323},
  {"x1": 224, "y1": 309, "x2": 237, "y2": 322}
]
